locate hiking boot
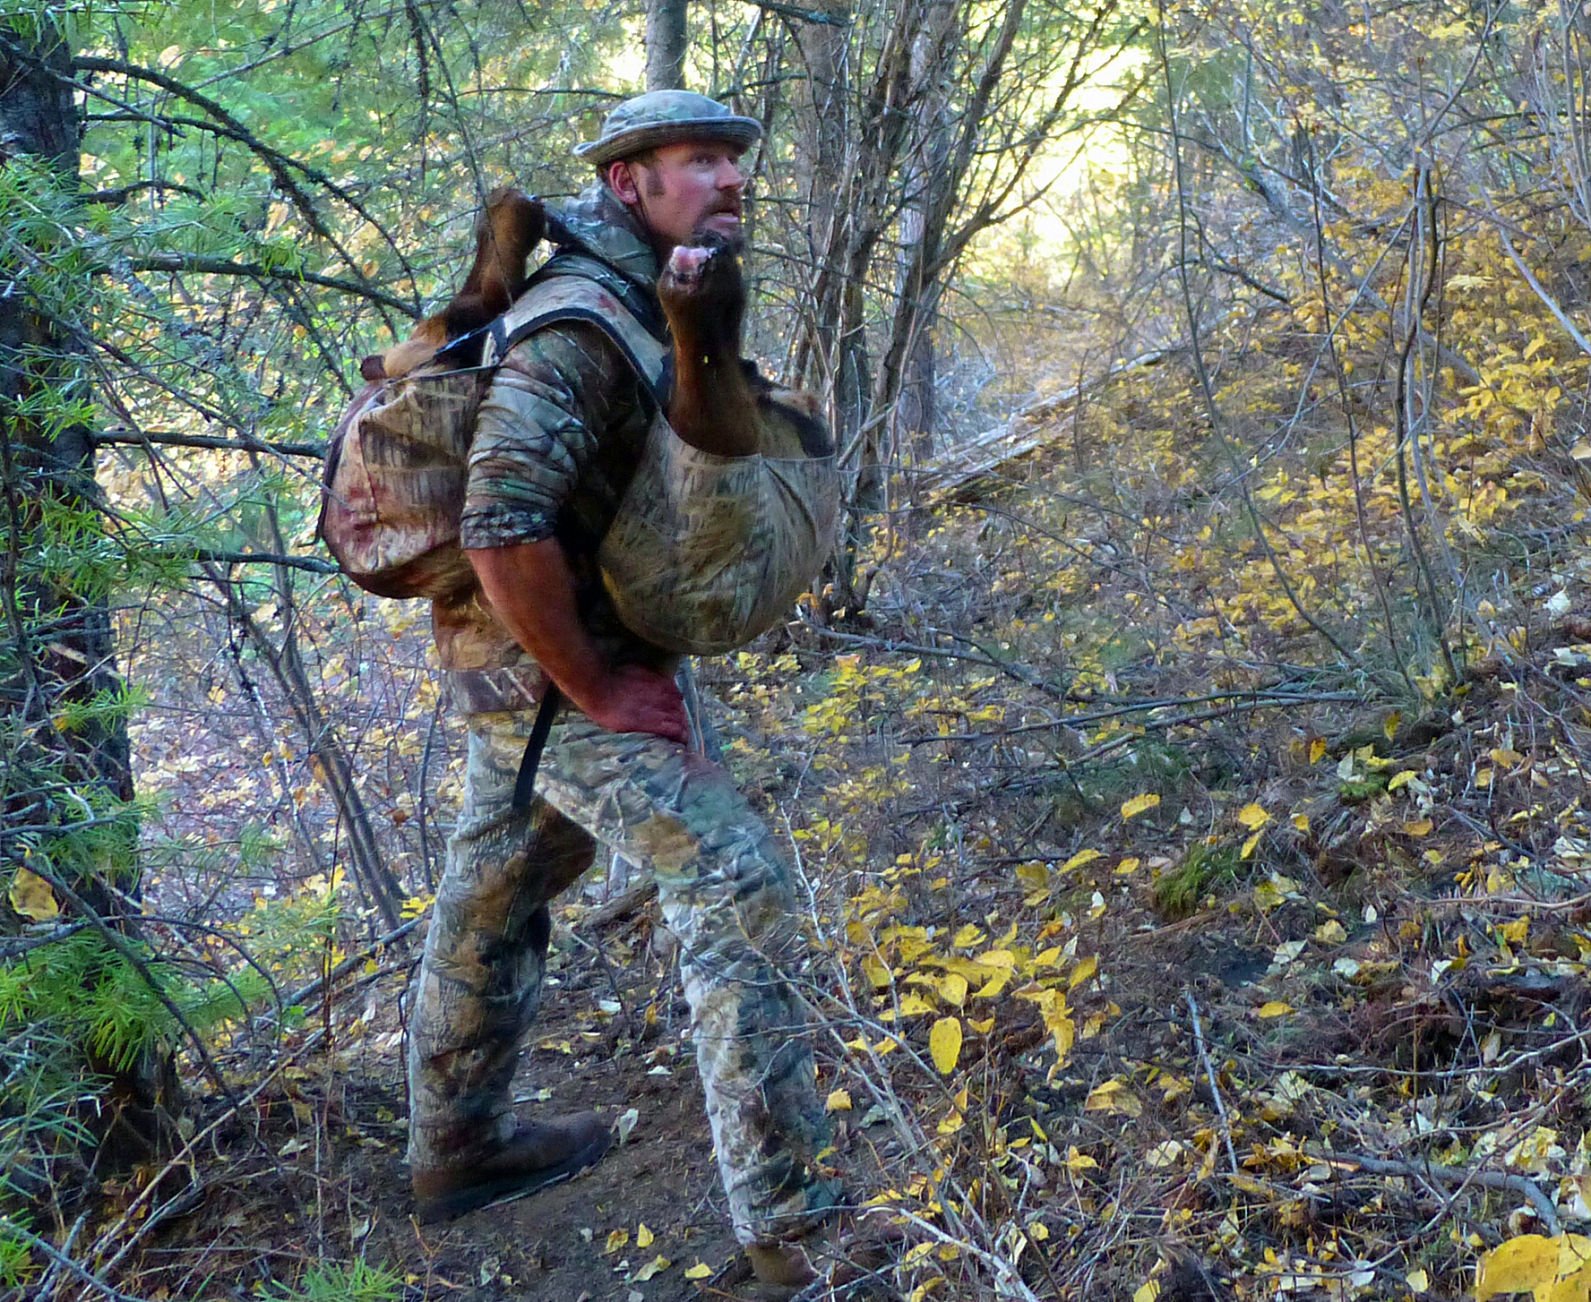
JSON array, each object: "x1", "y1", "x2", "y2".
[
  {"x1": 743, "y1": 1217, "x2": 905, "y2": 1300},
  {"x1": 411, "y1": 1111, "x2": 611, "y2": 1222}
]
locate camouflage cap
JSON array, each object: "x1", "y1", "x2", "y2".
[{"x1": 575, "y1": 90, "x2": 762, "y2": 167}]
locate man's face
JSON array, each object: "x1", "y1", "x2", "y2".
[{"x1": 609, "y1": 139, "x2": 747, "y2": 253}]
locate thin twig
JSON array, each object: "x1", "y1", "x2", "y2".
[
  {"x1": 1492, "y1": 215, "x2": 1591, "y2": 359},
  {"x1": 0, "y1": 1217, "x2": 153, "y2": 1302},
  {"x1": 1185, "y1": 988, "x2": 1239, "y2": 1176},
  {"x1": 797, "y1": 616, "x2": 1072, "y2": 699},
  {"x1": 0, "y1": 920, "x2": 88, "y2": 960},
  {"x1": 91, "y1": 429, "x2": 325, "y2": 459},
  {"x1": 188, "y1": 549, "x2": 339, "y2": 574},
  {"x1": 122, "y1": 253, "x2": 415, "y2": 316},
  {"x1": 1303, "y1": 1147, "x2": 1560, "y2": 1236},
  {"x1": 901, "y1": 686, "x2": 1362, "y2": 744},
  {"x1": 271, "y1": 915, "x2": 423, "y2": 1015}
]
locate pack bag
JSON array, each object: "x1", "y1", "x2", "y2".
[
  {"x1": 317, "y1": 357, "x2": 483, "y2": 601},
  {"x1": 316, "y1": 254, "x2": 656, "y2": 602},
  {"x1": 319, "y1": 254, "x2": 838, "y2": 654}
]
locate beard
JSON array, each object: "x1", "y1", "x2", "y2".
[{"x1": 693, "y1": 211, "x2": 746, "y2": 252}]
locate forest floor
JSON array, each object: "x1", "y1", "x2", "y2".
[
  {"x1": 131, "y1": 931, "x2": 759, "y2": 1302},
  {"x1": 98, "y1": 321, "x2": 1591, "y2": 1302}
]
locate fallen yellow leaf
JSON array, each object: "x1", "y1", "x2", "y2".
[
  {"x1": 1063, "y1": 1147, "x2": 1098, "y2": 1172},
  {"x1": 938, "y1": 972, "x2": 969, "y2": 1006},
  {"x1": 1476, "y1": 1234, "x2": 1578, "y2": 1300},
  {"x1": 632, "y1": 1254, "x2": 670, "y2": 1282},
  {"x1": 880, "y1": 993, "x2": 936, "y2": 1019},
  {"x1": 1020, "y1": 987, "x2": 1075, "y2": 1063},
  {"x1": 1121, "y1": 792, "x2": 1160, "y2": 819},
  {"x1": 7, "y1": 866, "x2": 59, "y2": 922},
  {"x1": 929, "y1": 1016, "x2": 963, "y2": 1075},
  {"x1": 1256, "y1": 1001, "x2": 1293, "y2": 1018},
  {"x1": 1236, "y1": 802, "x2": 1270, "y2": 830},
  {"x1": 1062, "y1": 848, "x2": 1103, "y2": 873},
  {"x1": 1084, "y1": 1079, "x2": 1142, "y2": 1117}
]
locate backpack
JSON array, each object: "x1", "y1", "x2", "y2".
[
  {"x1": 317, "y1": 252, "x2": 664, "y2": 602},
  {"x1": 318, "y1": 252, "x2": 838, "y2": 654}
]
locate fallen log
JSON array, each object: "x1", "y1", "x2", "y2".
[{"x1": 914, "y1": 347, "x2": 1173, "y2": 502}]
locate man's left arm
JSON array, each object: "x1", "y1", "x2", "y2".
[
  {"x1": 467, "y1": 539, "x2": 686, "y2": 741},
  {"x1": 461, "y1": 322, "x2": 686, "y2": 742}
]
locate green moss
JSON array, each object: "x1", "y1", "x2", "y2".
[{"x1": 1153, "y1": 841, "x2": 1245, "y2": 918}]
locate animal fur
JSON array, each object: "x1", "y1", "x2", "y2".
[
  {"x1": 361, "y1": 187, "x2": 546, "y2": 383},
  {"x1": 657, "y1": 230, "x2": 832, "y2": 459}
]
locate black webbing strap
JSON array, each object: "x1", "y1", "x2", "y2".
[
  {"x1": 511, "y1": 685, "x2": 563, "y2": 812},
  {"x1": 484, "y1": 248, "x2": 671, "y2": 414},
  {"x1": 486, "y1": 300, "x2": 668, "y2": 415}
]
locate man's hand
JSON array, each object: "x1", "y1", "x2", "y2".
[
  {"x1": 466, "y1": 540, "x2": 687, "y2": 744},
  {"x1": 566, "y1": 663, "x2": 688, "y2": 743}
]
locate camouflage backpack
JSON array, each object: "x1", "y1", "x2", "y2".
[{"x1": 319, "y1": 251, "x2": 837, "y2": 654}]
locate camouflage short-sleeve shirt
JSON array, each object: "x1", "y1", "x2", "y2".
[{"x1": 431, "y1": 184, "x2": 674, "y2": 710}]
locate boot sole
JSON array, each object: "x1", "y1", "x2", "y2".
[{"x1": 414, "y1": 1129, "x2": 612, "y2": 1223}]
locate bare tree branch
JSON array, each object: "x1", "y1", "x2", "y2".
[{"x1": 121, "y1": 254, "x2": 416, "y2": 316}]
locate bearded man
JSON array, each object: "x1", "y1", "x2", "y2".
[{"x1": 405, "y1": 90, "x2": 875, "y2": 1296}]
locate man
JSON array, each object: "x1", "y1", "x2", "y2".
[{"x1": 405, "y1": 91, "x2": 856, "y2": 1293}]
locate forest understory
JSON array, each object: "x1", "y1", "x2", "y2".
[
  {"x1": 36, "y1": 313, "x2": 1589, "y2": 1301},
  {"x1": 8, "y1": 2, "x2": 1591, "y2": 1299}
]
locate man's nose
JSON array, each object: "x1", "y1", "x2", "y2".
[{"x1": 717, "y1": 158, "x2": 745, "y2": 190}]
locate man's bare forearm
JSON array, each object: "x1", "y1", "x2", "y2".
[
  {"x1": 466, "y1": 540, "x2": 687, "y2": 741},
  {"x1": 467, "y1": 540, "x2": 606, "y2": 702}
]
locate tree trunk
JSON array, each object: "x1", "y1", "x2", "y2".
[
  {"x1": 893, "y1": 0, "x2": 956, "y2": 468},
  {"x1": 645, "y1": 0, "x2": 688, "y2": 91},
  {"x1": 791, "y1": 0, "x2": 915, "y2": 615},
  {"x1": 0, "y1": 14, "x2": 178, "y2": 1198}
]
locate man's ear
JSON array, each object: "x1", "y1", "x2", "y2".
[{"x1": 606, "y1": 160, "x2": 640, "y2": 205}]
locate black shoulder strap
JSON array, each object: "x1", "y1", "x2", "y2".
[
  {"x1": 537, "y1": 249, "x2": 667, "y2": 338},
  {"x1": 486, "y1": 306, "x2": 669, "y2": 414},
  {"x1": 511, "y1": 685, "x2": 562, "y2": 812}
]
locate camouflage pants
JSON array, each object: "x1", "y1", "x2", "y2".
[{"x1": 406, "y1": 705, "x2": 841, "y2": 1245}]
